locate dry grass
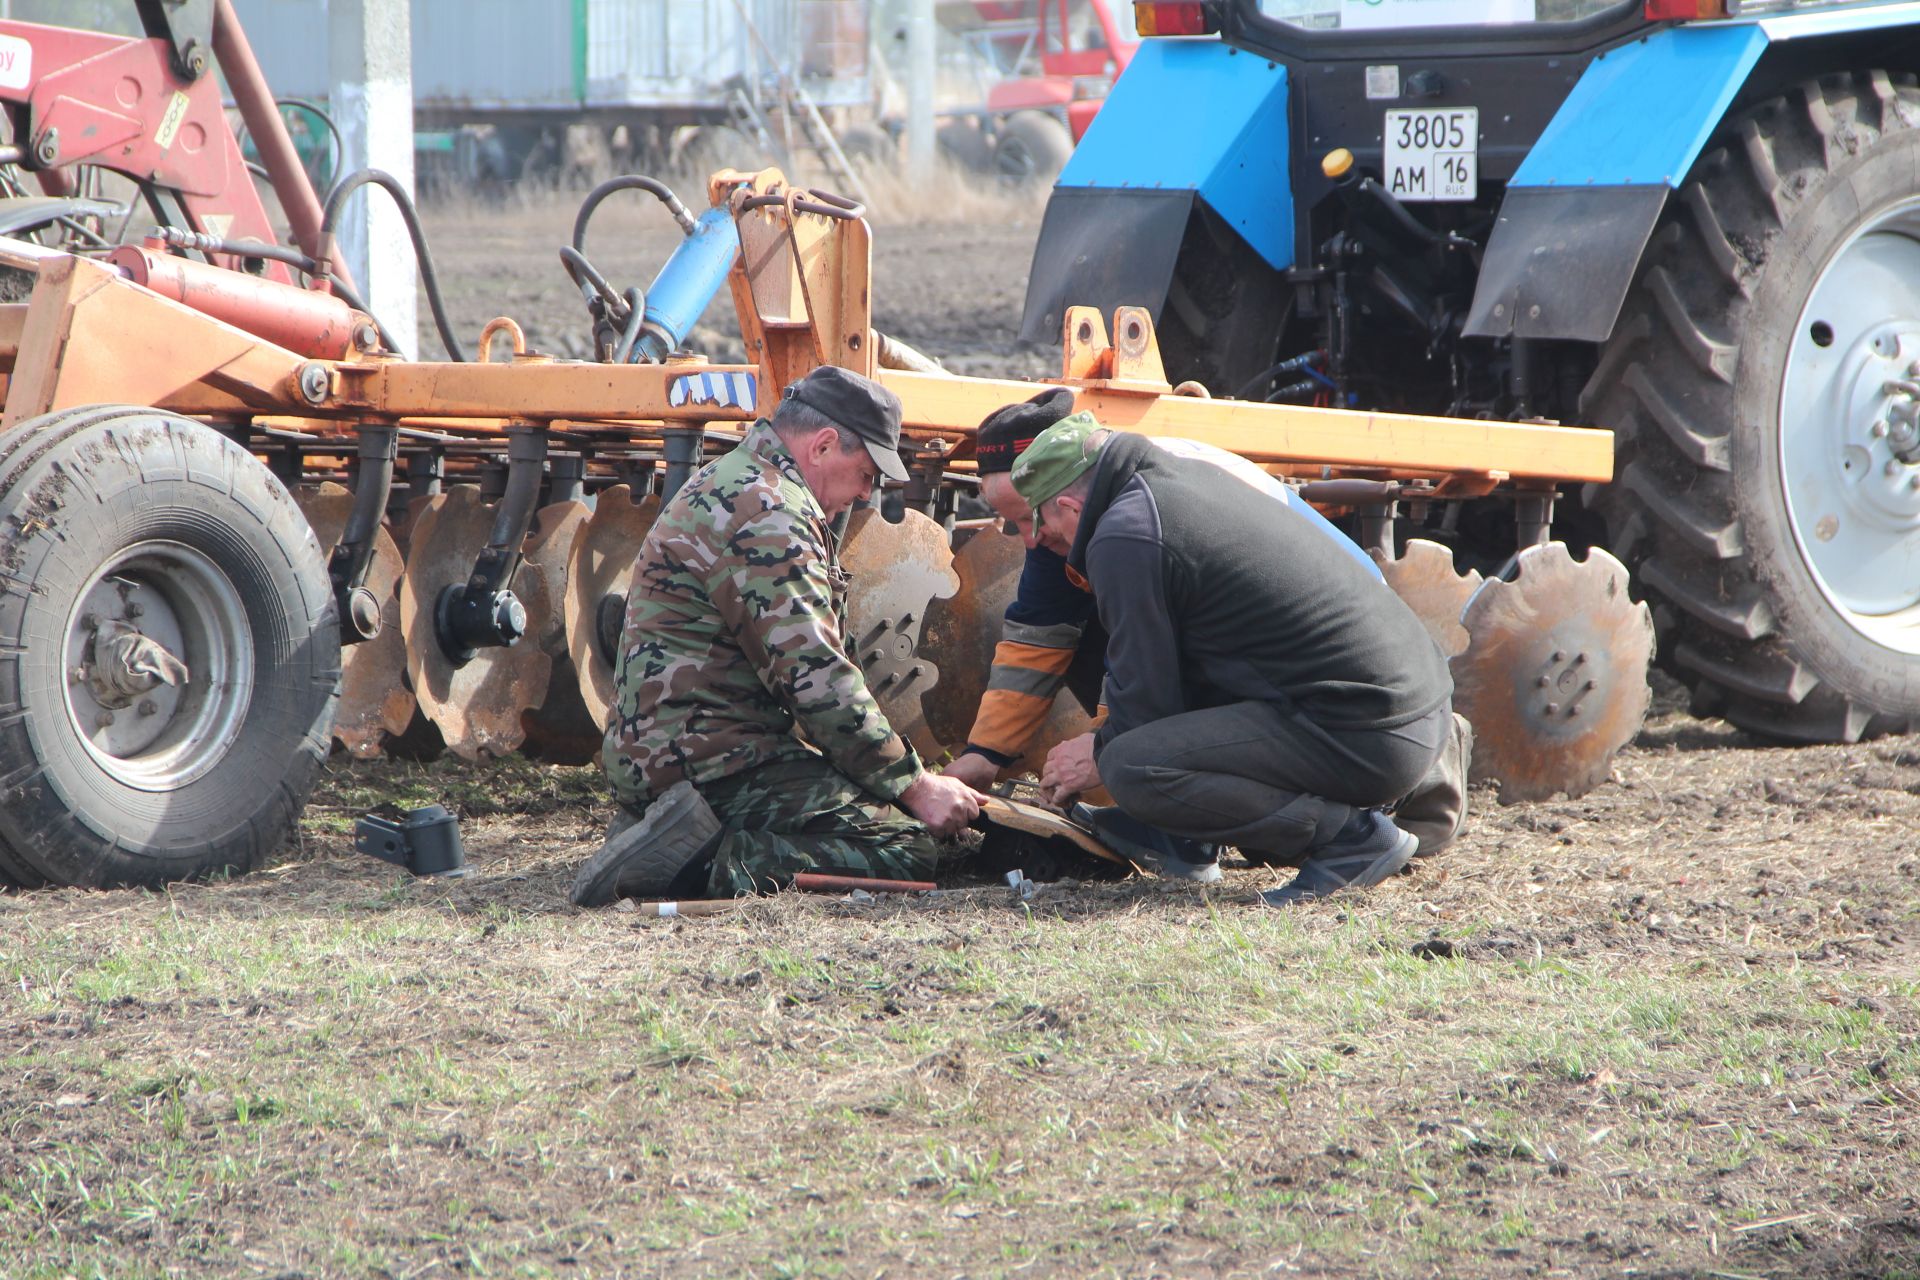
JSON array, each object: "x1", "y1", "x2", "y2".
[{"x1": 4, "y1": 686, "x2": 1919, "y2": 1278}]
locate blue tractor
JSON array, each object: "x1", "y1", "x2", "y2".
[{"x1": 1021, "y1": 0, "x2": 1920, "y2": 745}]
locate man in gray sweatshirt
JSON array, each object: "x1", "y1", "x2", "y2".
[{"x1": 1012, "y1": 413, "x2": 1456, "y2": 905}]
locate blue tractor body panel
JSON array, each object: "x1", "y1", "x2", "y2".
[
  {"x1": 1511, "y1": 23, "x2": 1768, "y2": 189},
  {"x1": 1059, "y1": 39, "x2": 1294, "y2": 272}
]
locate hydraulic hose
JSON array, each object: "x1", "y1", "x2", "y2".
[
  {"x1": 319, "y1": 168, "x2": 466, "y2": 361},
  {"x1": 572, "y1": 175, "x2": 698, "y2": 253}
]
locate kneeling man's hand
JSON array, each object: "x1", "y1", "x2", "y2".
[
  {"x1": 941, "y1": 752, "x2": 1000, "y2": 792},
  {"x1": 901, "y1": 772, "x2": 983, "y2": 837},
  {"x1": 1040, "y1": 732, "x2": 1099, "y2": 808}
]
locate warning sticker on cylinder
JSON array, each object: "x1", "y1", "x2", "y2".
[
  {"x1": 0, "y1": 36, "x2": 32, "y2": 92},
  {"x1": 668, "y1": 371, "x2": 756, "y2": 411}
]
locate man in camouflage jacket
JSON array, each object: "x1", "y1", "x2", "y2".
[{"x1": 597, "y1": 366, "x2": 980, "y2": 899}]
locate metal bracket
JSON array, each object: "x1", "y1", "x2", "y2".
[
  {"x1": 136, "y1": 0, "x2": 216, "y2": 81},
  {"x1": 328, "y1": 424, "x2": 397, "y2": 645},
  {"x1": 434, "y1": 427, "x2": 546, "y2": 665}
]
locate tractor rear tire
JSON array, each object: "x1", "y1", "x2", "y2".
[
  {"x1": 0, "y1": 407, "x2": 339, "y2": 888},
  {"x1": 1583, "y1": 72, "x2": 1920, "y2": 742}
]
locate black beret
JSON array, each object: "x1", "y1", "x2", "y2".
[
  {"x1": 781, "y1": 365, "x2": 909, "y2": 482},
  {"x1": 973, "y1": 386, "x2": 1077, "y2": 476}
]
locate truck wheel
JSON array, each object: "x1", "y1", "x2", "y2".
[
  {"x1": 1583, "y1": 73, "x2": 1920, "y2": 742},
  {"x1": 937, "y1": 120, "x2": 993, "y2": 174},
  {"x1": 0, "y1": 407, "x2": 339, "y2": 887},
  {"x1": 994, "y1": 111, "x2": 1073, "y2": 189}
]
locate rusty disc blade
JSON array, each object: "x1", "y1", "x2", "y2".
[
  {"x1": 917, "y1": 526, "x2": 1025, "y2": 748},
  {"x1": 562, "y1": 485, "x2": 662, "y2": 733},
  {"x1": 399, "y1": 486, "x2": 557, "y2": 761},
  {"x1": 839, "y1": 507, "x2": 960, "y2": 760},
  {"x1": 916, "y1": 526, "x2": 1096, "y2": 774},
  {"x1": 294, "y1": 483, "x2": 414, "y2": 758},
  {"x1": 1451, "y1": 542, "x2": 1653, "y2": 803},
  {"x1": 1379, "y1": 538, "x2": 1484, "y2": 659},
  {"x1": 517, "y1": 499, "x2": 598, "y2": 764}
]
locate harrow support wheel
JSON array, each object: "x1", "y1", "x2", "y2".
[
  {"x1": 398, "y1": 486, "x2": 590, "y2": 761},
  {"x1": 295, "y1": 483, "x2": 415, "y2": 758},
  {"x1": 1450, "y1": 543, "x2": 1653, "y2": 803},
  {"x1": 0, "y1": 406, "x2": 338, "y2": 888},
  {"x1": 562, "y1": 485, "x2": 662, "y2": 734},
  {"x1": 840, "y1": 507, "x2": 961, "y2": 760}
]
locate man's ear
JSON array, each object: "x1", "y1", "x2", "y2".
[{"x1": 806, "y1": 427, "x2": 838, "y2": 464}]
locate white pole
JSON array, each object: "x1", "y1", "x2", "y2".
[
  {"x1": 329, "y1": 0, "x2": 418, "y2": 359},
  {"x1": 906, "y1": 0, "x2": 935, "y2": 183}
]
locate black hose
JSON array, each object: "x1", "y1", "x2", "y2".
[
  {"x1": 324, "y1": 273, "x2": 404, "y2": 356},
  {"x1": 276, "y1": 97, "x2": 344, "y2": 179},
  {"x1": 557, "y1": 244, "x2": 627, "y2": 322},
  {"x1": 321, "y1": 168, "x2": 466, "y2": 361},
  {"x1": 612, "y1": 287, "x2": 646, "y2": 364},
  {"x1": 572, "y1": 175, "x2": 697, "y2": 253}
]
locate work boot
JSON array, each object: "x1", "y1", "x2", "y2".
[
  {"x1": 570, "y1": 781, "x2": 724, "y2": 907},
  {"x1": 1393, "y1": 712, "x2": 1474, "y2": 856},
  {"x1": 1070, "y1": 802, "x2": 1223, "y2": 884},
  {"x1": 1261, "y1": 809, "x2": 1415, "y2": 907}
]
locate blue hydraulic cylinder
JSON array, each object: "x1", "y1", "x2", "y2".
[{"x1": 629, "y1": 204, "x2": 741, "y2": 363}]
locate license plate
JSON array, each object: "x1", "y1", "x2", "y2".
[{"x1": 1383, "y1": 107, "x2": 1477, "y2": 202}]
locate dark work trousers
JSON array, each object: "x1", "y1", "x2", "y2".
[{"x1": 1097, "y1": 699, "x2": 1453, "y2": 862}]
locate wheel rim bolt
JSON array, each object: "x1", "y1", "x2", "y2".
[
  {"x1": 1871, "y1": 420, "x2": 1889, "y2": 439},
  {"x1": 125, "y1": 602, "x2": 143, "y2": 619},
  {"x1": 137, "y1": 699, "x2": 157, "y2": 718},
  {"x1": 96, "y1": 711, "x2": 114, "y2": 729},
  {"x1": 67, "y1": 665, "x2": 87, "y2": 684}
]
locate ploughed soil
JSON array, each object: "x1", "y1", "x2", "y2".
[{"x1": 0, "y1": 186, "x2": 1916, "y2": 1278}]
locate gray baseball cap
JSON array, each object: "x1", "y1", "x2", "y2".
[{"x1": 782, "y1": 365, "x2": 910, "y2": 483}]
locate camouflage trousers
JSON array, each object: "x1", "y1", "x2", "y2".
[{"x1": 697, "y1": 755, "x2": 937, "y2": 897}]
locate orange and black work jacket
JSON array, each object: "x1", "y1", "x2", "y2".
[{"x1": 956, "y1": 544, "x2": 1098, "y2": 769}]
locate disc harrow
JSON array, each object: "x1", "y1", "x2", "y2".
[{"x1": 0, "y1": 159, "x2": 1636, "y2": 888}]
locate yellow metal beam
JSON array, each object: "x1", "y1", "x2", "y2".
[{"x1": 881, "y1": 370, "x2": 1614, "y2": 485}]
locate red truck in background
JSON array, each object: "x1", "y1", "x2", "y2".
[{"x1": 934, "y1": 0, "x2": 1137, "y2": 185}]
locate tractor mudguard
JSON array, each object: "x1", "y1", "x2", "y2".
[
  {"x1": 1465, "y1": 5, "x2": 1920, "y2": 343},
  {"x1": 1019, "y1": 40, "x2": 1291, "y2": 348}
]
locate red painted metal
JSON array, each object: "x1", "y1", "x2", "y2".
[
  {"x1": 107, "y1": 243, "x2": 359, "y2": 360},
  {"x1": 0, "y1": 18, "x2": 294, "y2": 284}
]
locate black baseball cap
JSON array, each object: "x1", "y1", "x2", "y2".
[
  {"x1": 781, "y1": 365, "x2": 910, "y2": 483},
  {"x1": 974, "y1": 387, "x2": 1077, "y2": 476}
]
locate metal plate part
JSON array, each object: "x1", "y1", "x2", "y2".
[
  {"x1": 399, "y1": 486, "x2": 559, "y2": 761},
  {"x1": 977, "y1": 795, "x2": 1136, "y2": 870},
  {"x1": 295, "y1": 483, "x2": 414, "y2": 759},
  {"x1": 562, "y1": 486, "x2": 662, "y2": 733},
  {"x1": 517, "y1": 500, "x2": 598, "y2": 764},
  {"x1": 839, "y1": 507, "x2": 960, "y2": 761},
  {"x1": 1451, "y1": 542, "x2": 1654, "y2": 804},
  {"x1": 1378, "y1": 538, "x2": 1484, "y2": 660},
  {"x1": 918, "y1": 526, "x2": 1097, "y2": 772}
]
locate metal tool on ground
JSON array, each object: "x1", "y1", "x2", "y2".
[{"x1": 353, "y1": 805, "x2": 471, "y2": 878}]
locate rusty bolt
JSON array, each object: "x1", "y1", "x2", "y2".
[
  {"x1": 68, "y1": 665, "x2": 87, "y2": 684},
  {"x1": 137, "y1": 699, "x2": 157, "y2": 718},
  {"x1": 353, "y1": 322, "x2": 381, "y2": 351},
  {"x1": 295, "y1": 362, "x2": 331, "y2": 406},
  {"x1": 33, "y1": 129, "x2": 57, "y2": 166}
]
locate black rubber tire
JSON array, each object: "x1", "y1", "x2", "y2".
[
  {"x1": 993, "y1": 111, "x2": 1073, "y2": 189},
  {"x1": 936, "y1": 120, "x2": 993, "y2": 174},
  {"x1": 1582, "y1": 73, "x2": 1920, "y2": 743},
  {"x1": 0, "y1": 407, "x2": 339, "y2": 888}
]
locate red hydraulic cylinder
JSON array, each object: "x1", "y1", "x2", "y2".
[{"x1": 106, "y1": 244, "x2": 360, "y2": 360}]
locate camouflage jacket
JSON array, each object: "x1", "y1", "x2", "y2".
[{"x1": 603, "y1": 420, "x2": 924, "y2": 809}]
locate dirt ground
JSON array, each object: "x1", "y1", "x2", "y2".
[{"x1": 1, "y1": 185, "x2": 1917, "y2": 1278}]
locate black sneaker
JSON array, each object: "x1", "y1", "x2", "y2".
[
  {"x1": 1261, "y1": 810, "x2": 1415, "y2": 907},
  {"x1": 570, "y1": 781, "x2": 724, "y2": 907},
  {"x1": 1069, "y1": 803, "x2": 1223, "y2": 883}
]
